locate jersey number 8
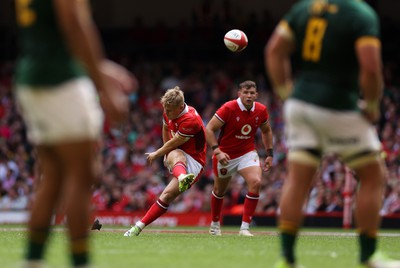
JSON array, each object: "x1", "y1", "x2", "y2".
[
  {"x1": 16, "y1": 0, "x2": 36, "y2": 27},
  {"x1": 302, "y1": 18, "x2": 327, "y2": 62}
]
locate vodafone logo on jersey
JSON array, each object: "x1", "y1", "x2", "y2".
[
  {"x1": 241, "y1": 124, "x2": 252, "y2": 135},
  {"x1": 235, "y1": 124, "x2": 252, "y2": 140}
]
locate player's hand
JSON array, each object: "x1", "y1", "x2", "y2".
[
  {"x1": 215, "y1": 151, "x2": 230, "y2": 166},
  {"x1": 359, "y1": 99, "x2": 380, "y2": 123},
  {"x1": 99, "y1": 86, "x2": 128, "y2": 124},
  {"x1": 98, "y1": 60, "x2": 138, "y2": 124},
  {"x1": 362, "y1": 109, "x2": 380, "y2": 123},
  {"x1": 145, "y1": 152, "x2": 158, "y2": 165},
  {"x1": 101, "y1": 60, "x2": 138, "y2": 94},
  {"x1": 275, "y1": 82, "x2": 293, "y2": 101},
  {"x1": 263, "y1": 156, "x2": 273, "y2": 172}
]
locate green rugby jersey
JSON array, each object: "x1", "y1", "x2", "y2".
[
  {"x1": 281, "y1": 0, "x2": 380, "y2": 110},
  {"x1": 15, "y1": 0, "x2": 86, "y2": 87}
]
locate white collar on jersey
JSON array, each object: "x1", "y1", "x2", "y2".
[
  {"x1": 176, "y1": 103, "x2": 189, "y2": 118},
  {"x1": 237, "y1": 97, "x2": 255, "y2": 112}
]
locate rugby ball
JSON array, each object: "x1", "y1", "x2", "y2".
[{"x1": 223, "y1": 29, "x2": 248, "y2": 52}]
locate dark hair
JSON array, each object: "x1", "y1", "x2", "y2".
[{"x1": 239, "y1": 80, "x2": 256, "y2": 90}]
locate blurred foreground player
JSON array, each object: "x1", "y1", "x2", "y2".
[
  {"x1": 15, "y1": 0, "x2": 137, "y2": 267},
  {"x1": 266, "y1": 0, "x2": 400, "y2": 267}
]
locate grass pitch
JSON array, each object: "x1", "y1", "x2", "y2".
[{"x1": 2, "y1": 225, "x2": 400, "y2": 268}]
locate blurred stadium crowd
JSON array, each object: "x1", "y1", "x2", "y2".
[{"x1": 0, "y1": 0, "x2": 399, "y2": 217}]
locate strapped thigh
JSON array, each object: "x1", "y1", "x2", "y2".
[
  {"x1": 341, "y1": 150, "x2": 380, "y2": 169},
  {"x1": 288, "y1": 148, "x2": 322, "y2": 167}
]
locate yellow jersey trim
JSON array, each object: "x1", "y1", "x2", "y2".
[
  {"x1": 276, "y1": 20, "x2": 295, "y2": 40},
  {"x1": 356, "y1": 37, "x2": 381, "y2": 48}
]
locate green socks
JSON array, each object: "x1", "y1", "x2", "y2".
[
  {"x1": 281, "y1": 232, "x2": 297, "y2": 264},
  {"x1": 359, "y1": 233, "x2": 377, "y2": 263},
  {"x1": 26, "y1": 228, "x2": 50, "y2": 261}
]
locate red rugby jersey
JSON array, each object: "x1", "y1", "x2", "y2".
[
  {"x1": 215, "y1": 98, "x2": 269, "y2": 159},
  {"x1": 163, "y1": 105, "x2": 206, "y2": 166}
]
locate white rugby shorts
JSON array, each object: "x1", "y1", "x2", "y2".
[
  {"x1": 213, "y1": 150, "x2": 260, "y2": 178},
  {"x1": 284, "y1": 99, "x2": 381, "y2": 160},
  {"x1": 16, "y1": 77, "x2": 104, "y2": 145}
]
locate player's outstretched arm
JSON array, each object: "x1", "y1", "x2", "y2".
[{"x1": 146, "y1": 134, "x2": 188, "y2": 165}]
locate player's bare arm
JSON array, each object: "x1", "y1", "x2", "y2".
[
  {"x1": 205, "y1": 115, "x2": 230, "y2": 165},
  {"x1": 356, "y1": 37, "x2": 383, "y2": 123},
  {"x1": 146, "y1": 133, "x2": 189, "y2": 165},
  {"x1": 265, "y1": 21, "x2": 295, "y2": 100},
  {"x1": 55, "y1": 0, "x2": 137, "y2": 123},
  {"x1": 162, "y1": 124, "x2": 171, "y2": 144},
  {"x1": 260, "y1": 121, "x2": 273, "y2": 172},
  {"x1": 54, "y1": 0, "x2": 104, "y2": 84}
]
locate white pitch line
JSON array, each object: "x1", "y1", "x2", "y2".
[{"x1": 2, "y1": 228, "x2": 400, "y2": 237}]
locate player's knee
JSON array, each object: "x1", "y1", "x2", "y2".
[
  {"x1": 247, "y1": 177, "x2": 261, "y2": 191},
  {"x1": 167, "y1": 151, "x2": 186, "y2": 166},
  {"x1": 213, "y1": 183, "x2": 228, "y2": 196}
]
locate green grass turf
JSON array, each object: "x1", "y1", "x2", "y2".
[{"x1": 2, "y1": 225, "x2": 400, "y2": 268}]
